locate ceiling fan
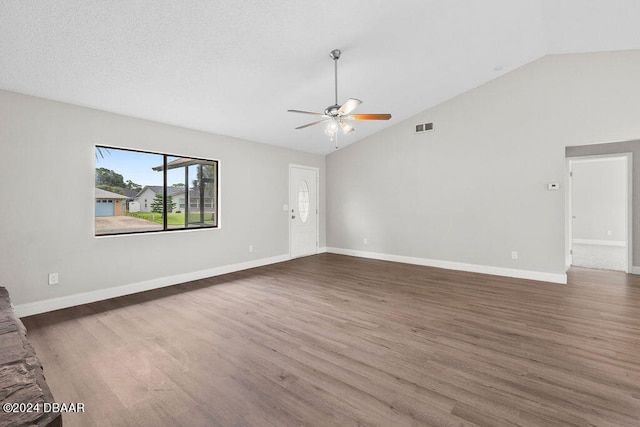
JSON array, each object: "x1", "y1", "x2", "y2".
[{"x1": 288, "y1": 49, "x2": 392, "y2": 148}]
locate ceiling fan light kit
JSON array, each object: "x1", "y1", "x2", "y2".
[{"x1": 288, "y1": 48, "x2": 392, "y2": 149}]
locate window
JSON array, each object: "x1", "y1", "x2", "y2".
[{"x1": 95, "y1": 146, "x2": 218, "y2": 236}]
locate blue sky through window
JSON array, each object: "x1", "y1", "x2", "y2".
[{"x1": 96, "y1": 148, "x2": 175, "y2": 187}]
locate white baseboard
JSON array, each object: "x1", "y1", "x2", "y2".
[
  {"x1": 14, "y1": 254, "x2": 290, "y2": 318},
  {"x1": 631, "y1": 266, "x2": 640, "y2": 275},
  {"x1": 326, "y1": 247, "x2": 567, "y2": 284},
  {"x1": 572, "y1": 239, "x2": 626, "y2": 247},
  {"x1": 14, "y1": 249, "x2": 569, "y2": 317}
]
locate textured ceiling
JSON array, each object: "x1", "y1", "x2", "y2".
[{"x1": 1, "y1": 0, "x2": 640, "y2": 154}]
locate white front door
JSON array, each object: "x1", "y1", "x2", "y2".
[{"x1": 290, "y1": 165, "x2": 318, "y2": 258}]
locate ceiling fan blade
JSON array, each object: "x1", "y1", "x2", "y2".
[
  {"x1": 288, "y1": 109, "x2": 325, "y2": 116},
  {"x1": 337, "y1": 98, "x2": 362, "y2": 115},
  {"x1": 295, "y1": 120, "x2": 326, "y2": 130},
  {"x1": 345, "y1": 113, "x2": 392, "y2": 121},
  {"x1": 339, "y1": 119, "x2": 354, "y2": 134}
]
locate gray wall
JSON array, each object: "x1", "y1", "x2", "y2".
[
  {"x1": 327, "y1": 50, "x2": 640, "y2": 277},
  {"x1": 567, "y1": 140, "x2": 640, "y2": 266},
  {"x1": 0, "y1": 90, "x2": 325, "y2": 307}
]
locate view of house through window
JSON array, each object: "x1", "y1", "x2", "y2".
[{"x1": 95, "y1": 146, "x2": 218, "y2": 236}]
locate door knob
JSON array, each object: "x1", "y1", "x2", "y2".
[{"x1": 291, "y1": 215, "x2": 296, "y2": 219}]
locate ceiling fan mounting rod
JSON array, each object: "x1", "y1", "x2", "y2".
[{"x1": 330, "y1": 49, "x2": 341, "y2": 106}]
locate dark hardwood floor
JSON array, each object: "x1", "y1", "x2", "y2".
[{"x1": 21, "y1": 254, "x2": 640, "y2": 426}]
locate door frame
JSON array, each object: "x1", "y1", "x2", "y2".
[
  {"x1": 289, "y1": 164, "x2": 319, "y2": 259},
  {"x1": 565, "y1": 153, "x2": 632, "y2": 273}
]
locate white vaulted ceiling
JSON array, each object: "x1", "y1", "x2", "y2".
[{"x1": 1, "y1": 0, "x2": 639, "y2": 154}]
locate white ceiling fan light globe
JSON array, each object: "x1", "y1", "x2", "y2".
[
  {"x1": 339, "y1": 120, "x2": 354, "y2": 134},
  {"x1": 325, "y1": 119, "x2": 339, "y2": 136}
]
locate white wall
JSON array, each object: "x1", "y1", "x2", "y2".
[
  {"x1": 326, "y1": 50, "x2": 640, "y2": 282},
  {"x1": 0, "y1": 90, "x2": 325, "y2": 313}
]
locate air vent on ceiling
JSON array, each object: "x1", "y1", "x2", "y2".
[{"x1": 414, "y1": 122, "x2": 433, "y2": 134}]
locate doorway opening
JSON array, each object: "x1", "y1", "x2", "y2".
[{"x1": 566, "y1": 154, "x2": 632, "y2": 273}]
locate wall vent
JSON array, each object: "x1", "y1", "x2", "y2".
[{"x1": 414, "y1": 122, "x2": 433, "y2": 134}]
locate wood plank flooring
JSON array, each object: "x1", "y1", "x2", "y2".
[{"x1": 21, "y1": 254, "x2": 640, "y2": 426}]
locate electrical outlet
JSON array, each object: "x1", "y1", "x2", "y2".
[
  {"x1": 363, "y1": 238, "x2": 368, "y2": 245},
  {"x1": 511, "y1": 251, "x2": 518, "y2": 260},
  {"x1": 607, "y1": 230, "x2": 613, "y2": 236},
  {"x1": 48, "y1": 273, "x2": 59, "y2": 285},
  {"x1": 249, "y1": 245, "x2": 254, "y2": 253}
]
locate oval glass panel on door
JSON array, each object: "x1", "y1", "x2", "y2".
[
  {"x1": 290, "y1": 166, "x2": 318, "y2": 258},
  {"x1": 298, "y1": 181, "x2": 310, "y2": 223}
]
